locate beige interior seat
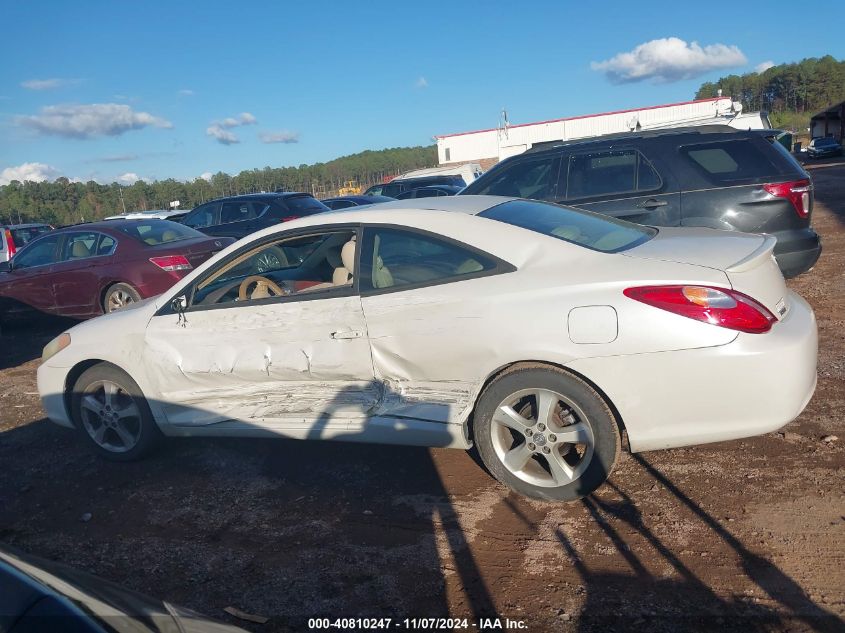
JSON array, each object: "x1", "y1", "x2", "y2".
[
  {"x1": 371, "y1": 234, "x2": 394, "y2": 289},
  {"x1": 71, "y1": 241, "x2": 92, "y2": 258},
  {"x1": 300, "y1": 236, "x2": 356, "y2": 292},
  {"x1": 161, "y1": 229, "x2": 178, "y2": 242}
]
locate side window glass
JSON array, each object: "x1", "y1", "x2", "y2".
[
  {"x1": 361, "y1": 228, "x2": 497, "y2": 293},
  {"x1": 637, "y1": 156, "x2": 661, "y2": 191},
  {"x1": 192, "y1": 230, "x2": 358, "y2": 308},
  {"x1": 566, "y1": 150, "x2": 638, "y2": 199},
  {"x1": 184, "y1": 204, "x2": 216, "y2": 228},
  {"x1": 471, "y1": 157, "x2": 558, "y2": 200},
  {"x1": 62, "y1": 232, "x2": 99, "y2": 261},
  {"x1": 97, "y1": 235, "x2": 116, "y2": 255},
  {"x1": 220, "y1": 201, "x2": 259, "y2": 224},
  {"x1": 14, "y1": 235, "x2": 60, "y2": 269}
]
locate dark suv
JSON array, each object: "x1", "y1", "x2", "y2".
[
  {"x1": 461, "y1": 126, "x2": 821, "y2": 277},
  {"x1": 180, "y1": 192, "x2": 329, "y2": 240},
  {"x1": 364, "y1": 175, "x2": 466, "y2": 198}
]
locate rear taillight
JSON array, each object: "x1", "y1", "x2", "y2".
[
  {"x1": 4, "y1": 229, "x2": 16, "y2": 258},
  {"x1": 624, "y1": 285, "x2": 777, "y2": 334},
  {"x1": 149, "y1": 255, "x2": 192, "y2": 272},
  {"x1": 763, "y1": 179, "x2": 811, "y2": 218}
]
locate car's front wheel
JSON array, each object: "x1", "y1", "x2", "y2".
[
  {"x1": 473, "y1": 365, "x2": 620, "y2": 501},
  {"x1": 70, "y1": 364, "x2": 161, "y2": 461}
]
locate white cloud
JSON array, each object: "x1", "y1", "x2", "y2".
[
  {"x1": 754, "y1": 60, "x2": 775, "y2": 74},
  {"x1": 591, "y1": 37, "x2": 747, "y2": 83},
  {"x1": 18, "y1": 103, "x2": 172, "y2": 139},
  {"x1": 200, "y1": 172, "x2": 213, "y2": 182},
  {"x1": 0, "y1": 162, "x2": 62, "y2": 185},
  {"x1": 206, "y1": 112, "x2": 256, "y2": 145},
  {"x1": 415, "y1": 76, "x2": 429, "y2": 89},
  {"x1": 206, "y1": 124, "x2": 239, "y2": 145},
  {"x1": 21, "y1": 78, "x2": 80, "y2": 91},
  {"x1": 117, "y1": 172, "x2": 143, "y2": 185},
  {"x1": 259, "y1": 130, "x2": 299, "y2": 144},
  {"x1": 178, "y1": 88, "x2": 195, "y2": 96},
  {"x1": 218, "y1": 112, "x2": 257, "y2": 128}
]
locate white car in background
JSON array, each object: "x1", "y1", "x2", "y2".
[
  {"x1": 37, "y1": 196, "x2": 817, "y2": 501},
  {"x1": 104, "y1": 209, "x2": 186, "y2": 221}
]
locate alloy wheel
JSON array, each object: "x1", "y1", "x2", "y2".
[
  {"x1": 78, "y1": 380, "x2": 143, "y2": 453},
  {"x1": 490, "y1": 388, "x2": 595, "y2": 487}
]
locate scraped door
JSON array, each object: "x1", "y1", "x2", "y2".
[{"x1": 142, "y1": 295, "x2": 378, "y2": 438}]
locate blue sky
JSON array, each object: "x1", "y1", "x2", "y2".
[{"x1": 1, "y1": 0, "x2": 842, "y2": 185}]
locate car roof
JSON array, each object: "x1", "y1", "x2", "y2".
[
  {"x1": 1, "y1": 223, "x2": 52, "y2": 229},
  {"x1": 524, "y1": 124, "x2": 746, "y2": 154},
  {"x1": 323, "y1": 195, "x2": 395, "y2": 203}
]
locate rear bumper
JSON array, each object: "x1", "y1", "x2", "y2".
[
  {"x1": 567, "y1": 290, "x2": 818, "y2": 452},
  {"x1": 772, "y1": 228, "x2": 822, "y2": 278}
]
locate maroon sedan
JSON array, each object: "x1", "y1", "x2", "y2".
[{"x1": 0, "y1": 220, "x2": 232, "y2": 320}]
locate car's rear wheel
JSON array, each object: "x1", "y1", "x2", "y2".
[
  {"x1": 473, "y1": 365, "x2": 620, "y2": 501},
  {"x1": 103, "y1": 283, "x2": 141, "y2": 313},
  {"x1": 70, "y1": 364, "x2": 161, "y2": 461}
]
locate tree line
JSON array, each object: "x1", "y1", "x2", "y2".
[
  {"x1": 0, "y1": 145, "x2": 437, "y2": 227},
  {"x1": 695, "y1": 55, "x2": 845, "y2": 130}
]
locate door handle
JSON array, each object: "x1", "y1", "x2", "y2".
[
  {"x1": 637, "y1": 198, "x2": 668, "y2": 209},
  {"x1": 331, "y1": 330, "x2": 363, "y2": 339}
]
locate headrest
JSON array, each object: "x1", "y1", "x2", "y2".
[
  {"x1": 71, "y1": 241, "x2": 91, "y2": 258},
  {"x1": 341, "y1": 237, "x2": 356, "y2": 271},
  {"x1": 162, "y1": 230, "x2": 178, "y2": 242}
]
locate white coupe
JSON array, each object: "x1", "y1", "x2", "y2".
[{"x1": 37, "y1": 196, "x2": 818, "y2": 501}]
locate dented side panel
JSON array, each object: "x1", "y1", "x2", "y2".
[{"x1": 142, "y1": 295, "x2": 377, "y2": 427}]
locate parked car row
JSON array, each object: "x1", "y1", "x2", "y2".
[{"x1": 0, "y1": 222, "x2": 53, "y2": 262}]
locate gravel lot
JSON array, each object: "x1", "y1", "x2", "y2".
[{"x1": 1, "y1": 164, "x2": 843, "y2": 633}]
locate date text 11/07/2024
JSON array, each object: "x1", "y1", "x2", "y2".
[{"x1": 308, "y1": 617, "x2": 529, "y2": 630}]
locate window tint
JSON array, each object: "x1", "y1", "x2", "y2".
[
  {"x1": 562, "y1": 149, "x2": 661, "y2": 199},
  {"x1": 10, "y1": 225, "x2": 51, "y2": 246},
  {"x1": 466, "y1": 157, "x2": 558, "y2": 199},
  {"x1": 360, "y1": 228, "x2": 497, "y2": 292},
  {"x1": 62, "y1": 232, "x2": 99, "y2": 260},
  {"x1": 324, "y1": 199, "x2": 356, "y2": 210},
  {"x1": 13, "y1": 235, "x2": 60, "y2": 268},
  {"x1": 283, "y1": 196, "x2": 330, "y2": 215},
  {"x1": 183, "y1": 204, "x2": 217, "y2": 228},
  {"x1": 193, "y1": 230, "x2": 357, "y2": 307},
  {"x1": 117, "y1": 221, "x2": 203, "y2": 246},
  {"x1": 479, "y1": 199, "x2": 655, "y2": 253},
  {"x1": 681, "y1": 140, "x2": 783, "y2": 183},
  {"x1": 220, "y1": 201, "x2": 264, "y2": 224},
  {"x1": 98, "y1": 235, "x2": 116, "y2": 255}
]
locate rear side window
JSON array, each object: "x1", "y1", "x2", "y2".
[
  {"x1": 220, "y1": 201, "x2": 265, "y2": 224},
  {"x1": 480, "y1": 199, "x2": 655, "y2": 253},
  {"x1": 324, "y1": 199, "x2": 356, "y2": 210},
  {"x1": 62, "y1": 232, "x2": 99, "y2": 260},
  {"x1": 564, "y1": 149, "x2": 660, "y2": 200},
  {"x1": 360, "y1": 227, "x2": 498, "y2": 292},
  {"x1": 465, "y1": 157, "x2": 559, "y2": 200},
  {"x1": 284, "y1": 196, "x2": 330, "y2": 215},
  {"x1": 117, "y1": 221, "x2": 204, "y2": 246},
  {"x1": 681, "y1": 139, "x2": 787, "y2": 184}
]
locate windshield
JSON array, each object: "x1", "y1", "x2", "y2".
[
  {"x1": 479, "y1": 199, "x2": 656, "y2": 253},
  {"x1": 116, "y1": 220, "x2": 205, "y2": 246}
]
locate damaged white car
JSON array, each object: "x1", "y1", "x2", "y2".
[{"x1": 37, "y1": 196, "x2": 817, "y2": 501}]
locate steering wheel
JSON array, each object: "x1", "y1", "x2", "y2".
[{"x1": 238, "y1": 275, "x2": 287, "y2": 301}]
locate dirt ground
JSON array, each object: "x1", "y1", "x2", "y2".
[{"x1": 1, "y1": 164, "x2": 844, "y2": 633}]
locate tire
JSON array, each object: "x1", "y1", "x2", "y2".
[
  {"x1": 103, "y1": 283, "x2": 141, "y2": 313},
  {"x1": 472, "y1": 365, "x2": 620, "y2": 502},
  {"x1": 70, "y1": 363, "x2": 161, "y2": 461}
]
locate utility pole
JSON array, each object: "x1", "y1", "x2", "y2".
[{"x1": 118, "y1": 186, "x2": 127, "y2": 213}]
